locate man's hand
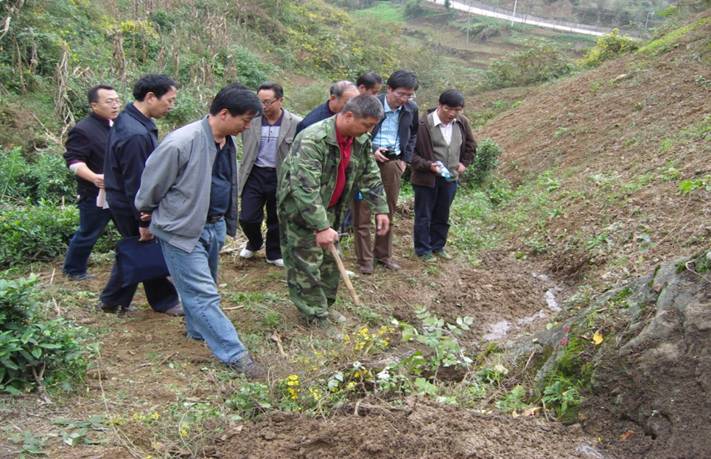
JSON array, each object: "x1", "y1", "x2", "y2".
[
  {"x1": 430, "y1": 162, "x2": 441, "y2": 174},
  {"x1": 373, "y1": 147, "x2": 389, "y2": 163},
  {"x1": 138, "y1": 226, "x2": 154, "y2": 241},
  {"x1": 315, "y1": 227, "x2": 339, "y2": 248},
  {"x1": 457, "y1": 162, "x2": 466, "y2": 174},
  {"x1": 139, "y1": 212, "x2": 152, "y2": 222},
  {"x1": 375, "y1": 214, "x2": 390, "y2": 236},
  {"x1": 93, "y1": 173, "x2": 105, "y2": 189}
]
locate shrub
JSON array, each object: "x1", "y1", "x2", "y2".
[
  {"x1": 462, "y1": 138, "x2": 503, "y2": 186},
  {"x1": 0, "y1": 204, "x2": 77, "y2": 267},
  {"x1": 481, "y1": 43, "x2": 573, "y2": 90},
  {"x1": 579, "y1": 29, "x2": 639, "y2": 67},
  {"x1": 404, "y1": 0, "x2": 427, "y2": 19},
  {"x1": 0, "y1": 276, "x2": 91, "y2": 394},
  {"x1": 0, "y1": 147, "x2": 74, "y2": 204}
]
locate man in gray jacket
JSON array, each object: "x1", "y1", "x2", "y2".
[
  {"x1": 238, "y1": 82, "x2": 302, "y2": 267},
  {"x1": 135, "y1": 86, "x2": 264, "y2": 378}
]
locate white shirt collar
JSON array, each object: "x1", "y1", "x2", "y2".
[{"x1": 431, "y1": 110, "x2": 451, "y2": 127}]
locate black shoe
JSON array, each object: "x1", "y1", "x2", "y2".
[
  {"x1": 96, "y1": 303, "x2": 119, "y2": 314},
  {"x1": 67, "y1": 272, "x2": 96, "y2": 281},
  {"x1": 228, "y1": 355, "x2": 266, "y2": 380}
]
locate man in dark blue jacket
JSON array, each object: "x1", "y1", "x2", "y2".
[
  {"x1": 352, "y1": 70, "x2": 419, "y2": 274},
  {"x1": 62, "y1": 85, "x2": 121, "y2": 280},
  {"x1": 100, "y1": 74, "x2": 181, "y2": 316},
  {"x1": 294, "y1": 81, "x2": 358, "y2": 135}
]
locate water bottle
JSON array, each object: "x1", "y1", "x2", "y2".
[{"x1": 434, "y1": 161, "x2": 455, "y2": 182}]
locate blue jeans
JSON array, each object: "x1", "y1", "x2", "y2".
[
  {"x1": 63, "y1": 198, "x2": 113, "y2": 276},
  {"x1": 159, "y1": 220, "x2": 248, "y2": 364},
  {"x1": 413, "y1": 178, "x2": 458, "y2": 256}
]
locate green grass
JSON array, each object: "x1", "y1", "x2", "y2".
[
  {"x1": 351, "y1": 2, "x2": 405, "y2": 23},
  {"x1": 638, "y1": 16, "x2": 711, "y2": 55}
]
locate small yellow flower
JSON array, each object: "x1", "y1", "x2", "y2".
[
  {"x1": 345, "y1": 381, "x2": 356, "y2": 391},
  {"x1": 179, "y1": 427, "x2": 189, "y2": 438}
]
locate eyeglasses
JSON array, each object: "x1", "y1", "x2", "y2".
[
  {"x1": 102, "y1": 98, "x2": 121, "y2": 106},
  {"x1": 392, "y1": 90, "x2": 416, "y2": 100},
  {"x1": 260, "y1": 98, "x2": 280, "y2": 106}
]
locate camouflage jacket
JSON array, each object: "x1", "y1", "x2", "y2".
[{"x1": 277, "y1": 116, "x2": 388, "y2": 231}]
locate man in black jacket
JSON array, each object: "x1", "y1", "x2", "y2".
[
  {"x1": 100, "y1": 74, "x2": 181, "y2": 316},
  {"x1": 62, "y1": 85, "x2": 121, "y2": 280},
  {"x1": 352, "y1": 70, "x2": 419, "y2": 274}
]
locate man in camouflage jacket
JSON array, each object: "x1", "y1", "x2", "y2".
[{"x1": 277, "y1": 95, "x2": 390, "y2": 322}]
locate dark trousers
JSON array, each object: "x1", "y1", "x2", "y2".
[
  {"x1": 413, "y1": 177, "x2": 458, "y2": 256},
  {"x1": 100, "y1": 208, "x2": 178, "y2": 312},
  {"x1": 63, "y1": 197, "x2": 113, "y2": 276},
  {"x1": 239, "y1": 166, "x2": 281, "y2": 260}
]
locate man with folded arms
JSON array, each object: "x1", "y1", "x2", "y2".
[{"x1": 136, "y1": 86, "x2": 265, "y2": 378}]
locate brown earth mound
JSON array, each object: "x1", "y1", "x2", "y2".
[
  {"x1": 477, "y1": 11, "x2": 711, "y2": 287},
  {"x1": 217, "y1": 401, "x2": 598, "y2": 458}
]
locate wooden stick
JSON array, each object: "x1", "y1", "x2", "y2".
[{"x1": 328, "y1": 244, "x2": 362, "y2": 306}]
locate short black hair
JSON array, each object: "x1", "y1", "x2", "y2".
[
  {"x1": 132, "y1": 74, "x2": 178, "y2": 101},
  {"x1": 356, "y1": 72, "x2": 382, "y2": 90},
  {"x1": 387, "y1": 70, "x2": 418, "y2": 91},
  {"x1": 87, "y1": 85, "x2": 115, "y2": 104},
  {"x1": 439, "y1": 89, "x2": 465, "y2": 108},
  {"x1": 257, "y1": 82, "x2": 284, "y2": 99},
  {"x1": 209, "y1": 86, "x2": 263, "y2": 117}
]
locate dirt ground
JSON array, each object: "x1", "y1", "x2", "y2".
[{"x1": 0, "y1": 218, "x2": 609, "y2": 458}]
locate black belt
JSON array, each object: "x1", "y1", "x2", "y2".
[{"x1": 206, "y1": 214, "x2": 224, "y2": 224}]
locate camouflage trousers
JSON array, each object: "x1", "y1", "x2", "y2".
[{"x1": 279, "y1": 220, "x2": 341, "y2": 320}]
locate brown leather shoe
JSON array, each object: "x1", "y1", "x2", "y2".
[{"x1": 376, "y1": 258, "x2": 401, "y2": 271}]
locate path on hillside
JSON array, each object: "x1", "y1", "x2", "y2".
[{"x1": 426, "y1": 0, "x2": 629, "y2": 38}]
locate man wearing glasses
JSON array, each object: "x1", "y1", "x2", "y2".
[
  {"x1": 238, "y1": 82, "x2": 302, "y2": 267},
  {"x1": 62, "y1": 85, "x2": 121, "y2": 281},
  {"x1": 352, "y1": 70, "x2": 419, "y2": 274}
]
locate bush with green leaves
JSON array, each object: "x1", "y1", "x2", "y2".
[
  {"x1": 579, "y1": 29, "x2": 639, "y2": 67},
  {"x1": 481, "y1": 43, "x2": 573, "y2": 90},
  {"x1": 0, "y1": 276, "x2": 91, "y2": 394},
  {"x1": 0, "y1": 147, "x2": 74, "y2": 204},
  {"x1": 0, "y1": 203, "x2": 77, "y2": 267},
  {"x1": 461, "y1": 138, "x2": 503, "y2": 187}
]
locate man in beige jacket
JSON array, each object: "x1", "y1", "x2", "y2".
[{"x1": 238, "y1": 82, "x2": 302, "y2": 267}]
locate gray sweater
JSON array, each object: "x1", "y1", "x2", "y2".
[{"x1": 135, "y1": 117, "x2": 238, "y2": 252}]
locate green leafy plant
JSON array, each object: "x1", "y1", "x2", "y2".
[
  {"x1": 579, "y1": 29, "x2": 639, "y2": 67},
  {"x1": 481, "y1": 43, "x2": 573, "y2": 90},
  {"x1": 462, "y1": 138, "x2": 503, "y2": 187},
  {"x1": 0, "y1": 147, "x2": 74, "y2": 204},
  {"x1": 496, "y1": 385, "x2": 529, "y2": 413},
  {"x1": 0, "y1": 276, "x2": 91, "y2": 394}
]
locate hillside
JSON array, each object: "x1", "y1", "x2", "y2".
[{"x1": 477, "y1": 10, "x2": 710, "y2": 288}]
